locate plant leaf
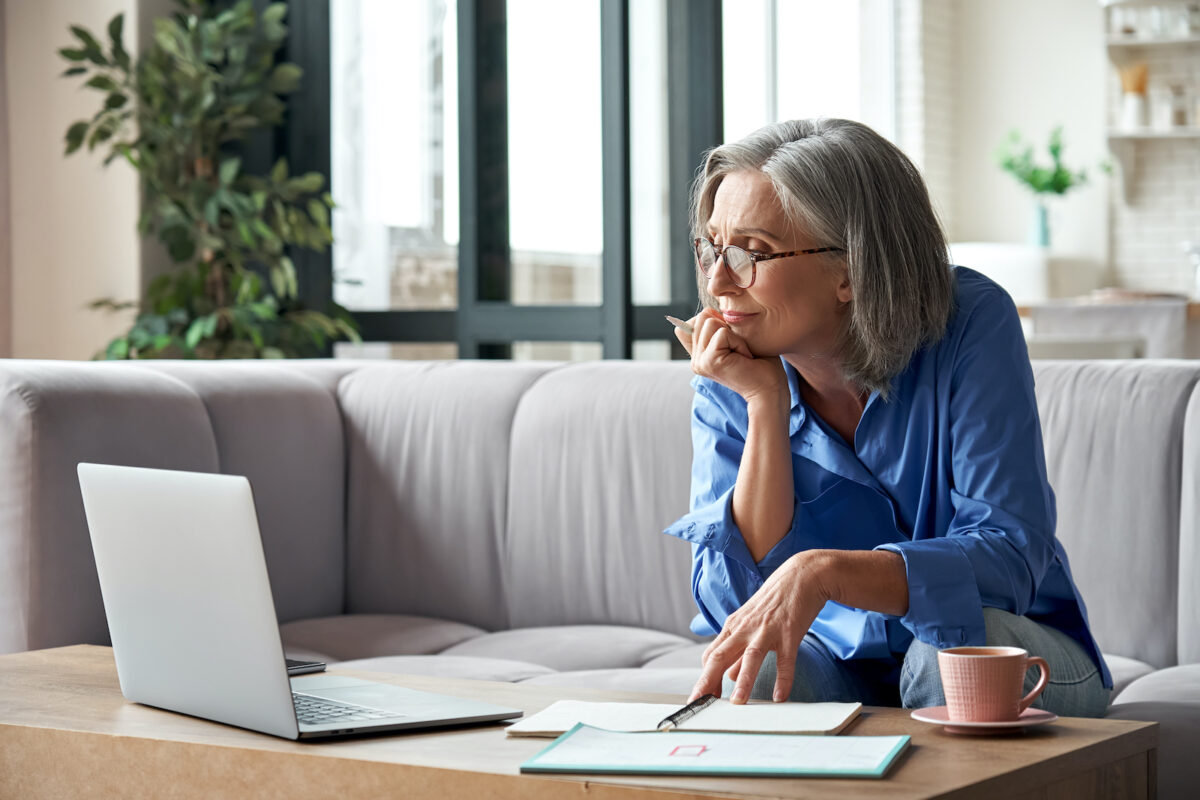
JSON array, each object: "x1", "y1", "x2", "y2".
[
  {"x1": 69, "y1": 25, "x2": 103, "y2": 54},
  {"x1": 261, "y1": 3, "x2": 288, "y2": 26},
  {"x1": 61, "y1": 66, "x2": 88, "y2": 77},
  {"x1": 270, "y1": 157, "x2": 288, "y2": 183},
  {"x1": 65, "y1": 121, "x2": 89, "y2": 154},
  {"x1": 266, "y1": 63, "x2": 303, "y2": 94},
  {"x1": 218, "y1": 156, "x2": 241, "y2": 185},
  {"x1": 59, "y1": 47, "x2": 88, "y2": 62},
  {"x1": 185, "y1": 317, "x2": 207, "y2": 349},
  {"x1": 108, "y1": 13, "x2": 131, "y2": 71},
  {"x1": 105, "y1": 337, "x2": 130, "y2": 360},
  {"x1": 85, "y1": 74, "x2": 119, "y2": 93}
]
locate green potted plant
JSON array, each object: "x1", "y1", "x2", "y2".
[
  {"x1": 59, "y1": 0, "x2": 358, "y2": 358},
  {"x1": 994, "y1": 127, "x2": 1106, "y2": 250}
]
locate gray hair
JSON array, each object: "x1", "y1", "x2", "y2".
[{"x1": 691, "y1": 118, "x2": 954, "y2": 397}]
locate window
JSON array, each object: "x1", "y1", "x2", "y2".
[
  {"x1": 330, "y1": 0, "x2": 458, "y2": 311},
  {"x1": 722, "y1": 0, "x2": 896, "y2": 142},
  {"x1": 289, "y1": 1, "x2": 898, "y2": 361}
]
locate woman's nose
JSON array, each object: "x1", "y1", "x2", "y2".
[{"x1": 706, "y1": 254, "x2": 739, "y2": 295}]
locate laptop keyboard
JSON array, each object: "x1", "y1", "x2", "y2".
[{"x1": 292, "y1": 692, "x2": 400, "y2": 725}]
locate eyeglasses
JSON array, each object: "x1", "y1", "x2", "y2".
[{"x1": 694, "y1": 237, "x2": 844, "y2": 289}]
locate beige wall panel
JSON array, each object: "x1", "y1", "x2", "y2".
[
  {"x1": 951, "y1": 0, "x2": 1109, "y2": 274},
  {"x1": 6, "y1": 0, "x2": 140, "y2": 360}
]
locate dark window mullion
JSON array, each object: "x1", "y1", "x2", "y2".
[
  {"x1": 281, "y1": 0, "x2": 333, "y2": 318},
  {"x1": 667, "y1": 0, "x2": 722, "y2": 312},
  {"x1": 600, "y1": 0, "x2": 632, "y2": 358},
  {"x1": 458, "y1": 0, "x2": 511, "y2": 358}
]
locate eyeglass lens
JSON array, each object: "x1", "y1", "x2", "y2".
[{"x1": 695, "y1": 239, "x2": 754, "y2": 287}]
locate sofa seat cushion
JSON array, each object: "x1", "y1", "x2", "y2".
[
  {"x1": 1110, "y1": 663, "x2": 1200, "y2": 705},
  {"x1": 1104, "y1": 653, "x2": 1158, "y2": 699},
  {"x1": 331, "y1": 655, "x2": 555, "y2": 683},
  {"x1": 642, "y1": 643, "x2": 708, "y2": 668},
  {"x1": 521, "y1": 668, "x2": 698, "y2": 697},
  {"x1": 1105, "y1": 701, "x2": 1200, "y2": 800},
  {"x1": 279, "y1": 614, "x2": 485, "y2": 661},
  {"x1": 439, "y1": 625, "x2": 695, "y2": 670}
]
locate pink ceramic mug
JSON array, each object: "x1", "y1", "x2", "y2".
[{"x1": 937, "y1": 646, "x2": 1050, "y2": 722}]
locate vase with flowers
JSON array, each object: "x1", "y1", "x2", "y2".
[{"x1": 993, "y1": 126, "x2": 1105, "y2": 250}]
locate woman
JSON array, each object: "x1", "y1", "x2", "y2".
[{"x1": 664, "y1": 118, "x2": 1111, "y2": 716}]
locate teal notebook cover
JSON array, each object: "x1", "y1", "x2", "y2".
[{"x1": 520, "y1": 723, "x2": 910, "y2": 779}]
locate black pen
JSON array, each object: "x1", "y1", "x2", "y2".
[{"x1": 657, "y1": 693, "x2": 717, "y2": 731}]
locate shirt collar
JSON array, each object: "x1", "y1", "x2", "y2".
[{"x1": 781, "y1": 357, "x2": 884, "y2": 491}]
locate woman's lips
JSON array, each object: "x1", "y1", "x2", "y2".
[{"x1": 722, "y1": 311, "x2": 758, "y2": 325}]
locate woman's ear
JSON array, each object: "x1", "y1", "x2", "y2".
[{"x1": 835, "y1": 272, "x2": 853, "y2": 305}]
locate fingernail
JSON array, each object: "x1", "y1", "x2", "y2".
[
  {"x1": 731, "y1": 690, "x2": 745, "y2": 704},
  {"x1": 773, "y1": 690, "x2": 785, "y2": 702}
]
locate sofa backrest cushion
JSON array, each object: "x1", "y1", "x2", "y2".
[
  {"x1": 126, "y1": 362, "x2": 348, "y2": 625},
  {"x1": 339, "y1": 361, "x2": 557, "y2": 631},
  {"x1": 504, "y1": 361, "x2": 698, "y2": 637},
  {"x1": 1032, "y1": 360, "x2": 1200, "y2": 669}
]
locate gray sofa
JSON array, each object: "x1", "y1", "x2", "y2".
[{"x1": 1, "y1": 358, "x2": 1198, "y2": 796}]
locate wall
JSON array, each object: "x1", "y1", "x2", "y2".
[
  {"x1": 895, "y1": 0, "x2": 957, "y2": 239},
  {"x1": 950, "y1": 0, "x2": 1110, "y2": 282},
  {"x1": 0, "y1": 1, "x2": 10, "y2": 358},
  {"x1": 5, "y1": 0, "x2": 144, "y2": 360}
]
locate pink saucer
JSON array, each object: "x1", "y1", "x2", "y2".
[{"x1": 910, "y1": 705, "x2": 1058, "y2": 735}]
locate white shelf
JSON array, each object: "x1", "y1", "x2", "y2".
[
  {"x1": 1101, "y1": 0, "x2": 1194, "y2": 7},
  {"x1": 1107, "y1": 35, "x2": 1200, "y2": 47},
  {"x1": 1106, "y1": 130, "x2": 1200, "y2": 202},
  {"x1": 1108, "y1": 128, "x2": 1200, "y2": 139}
]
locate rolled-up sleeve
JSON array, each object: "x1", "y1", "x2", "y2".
[
  {"x1": 876, "y1": 288, "x2": 1057, "y2": 649},
  {"x1": 663, "y1": 379, "x2": 799, "y2": 635}
]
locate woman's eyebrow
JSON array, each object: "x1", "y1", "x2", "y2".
[
  {"x1": 736, "y1": 227, "x2": 780, "y2": 241},
  {"x1": 705, "y1": 226, "x2": 780, "y2": 241}
]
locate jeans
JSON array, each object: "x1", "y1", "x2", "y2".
[{"x1": 738, "y1": 608, "x2": 1112, "y2": 718}]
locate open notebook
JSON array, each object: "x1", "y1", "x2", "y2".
[{"x1": 505, "y1": 699, "x2": 862, "y2": 738}]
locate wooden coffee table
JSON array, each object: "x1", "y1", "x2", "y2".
[{"x1": 0, "y1": 645, "x2": 1156, "y2": 799}]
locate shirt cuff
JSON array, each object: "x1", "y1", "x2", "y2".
[
  {"x1": 662, "y1": 486, "x2": 760, "y2": 576},
  {"x1": 875, "y1": 539, "x2": 986, "y2": 649}
]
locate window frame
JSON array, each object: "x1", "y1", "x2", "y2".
[{"x1": 278, "y1": 0, "x2": 721, "y2": 359}]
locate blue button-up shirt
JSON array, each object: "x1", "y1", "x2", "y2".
[{"x1": 664, "y1": 267, "x2": 1112, "y2": 688}]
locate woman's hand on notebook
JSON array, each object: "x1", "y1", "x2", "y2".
[{"x1": 690, "y1": 550, "x2": 835, "y2": 705}]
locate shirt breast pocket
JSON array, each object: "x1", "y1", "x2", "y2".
[{"x1": 795, "y1": 478, "x2": 906, "y2": 552}]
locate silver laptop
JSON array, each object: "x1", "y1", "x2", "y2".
[{"x1": 77, "y1": 462, "x2": 523, "y2": 740}]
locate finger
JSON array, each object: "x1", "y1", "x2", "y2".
[
  {"x1": 694, "y1": 315, "x2": 726, "y2": 356},
  {"x1": 731, "y1": 641, "x2": 768, "y2": 705},
  {"x1": 674, "y1": 326, "x2": 693, "y2": 355},
  {"x1": 688, "y1": 667, "x2": 723, "y2": 702},
  {"x1": 727, "y1": 655, "x2": 743, "y2": 683},
  {"x1": 701, "y1": 627, "x2": 729, "y2": 663},
  {"x1": 772, "y1": 642, "x2": 798, "y2": 703},
  {"x1": 690, "y1": 642, "x2": 737, "y2": 702},
  {"x1": 707, "y1": 326, "x2": 754, "y2": 361}
]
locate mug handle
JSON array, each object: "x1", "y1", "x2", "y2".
[{"x1": 1018, "y1": 656, "x2": 1050, "y2": 713}]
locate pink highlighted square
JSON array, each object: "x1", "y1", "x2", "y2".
[{"x1": 668, "y1": 744, "x2": 708, "y2": 757}]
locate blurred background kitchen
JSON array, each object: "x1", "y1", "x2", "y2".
[{"x1": 3, "y1": 0, "x2": 1199, "y2": 362}]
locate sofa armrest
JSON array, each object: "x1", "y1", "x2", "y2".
[{"x1": 0, "y1": 362, "x2": 219, "y2": 654}]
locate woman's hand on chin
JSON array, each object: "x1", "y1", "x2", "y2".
[
  {"x1": 688, "y1": 550, "x2": 835, "y2": 704},
  {"x1": 675, "y1": 309, "x2": 786, "y2": 406}
]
